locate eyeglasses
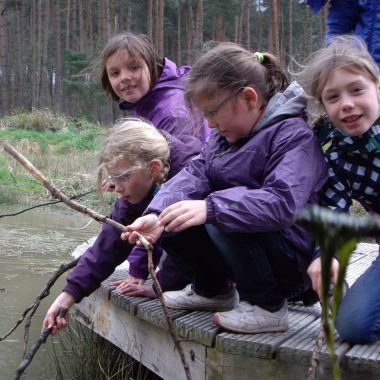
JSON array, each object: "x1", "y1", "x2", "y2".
[
  {"x1": 107, "y1": 168, "x2": 141, "y2": 186},
  {"x1": 203, "y1": 87, "x2": 245, "y2": 119}
]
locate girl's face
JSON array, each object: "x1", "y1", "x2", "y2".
[
  {"x1": 196, "y1": 87, "x2": 263, "y2": 143},
  {"x1": 107, "y1": 158, "x2": 155, "y2": 204},
  {"x1": 106, "y1": 49, "x2": 151, "y2": 103},
  {"x1": 321, "y1": 67, "x2": 380, "y2": 137}
]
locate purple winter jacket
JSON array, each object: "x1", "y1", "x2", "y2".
[
  {"x1": 63, "y1": 59, "x2": 208, "y2": 302},
  {"x1": 120, "y1": 57, "x2": 209, "y2": 280},
  {"x1": 146, "y1": 82, "x2": 328, "y2": 284}
]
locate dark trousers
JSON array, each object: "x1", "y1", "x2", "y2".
[{"x1": 160, "y1": 224, "x2": 304, "y2": 307}]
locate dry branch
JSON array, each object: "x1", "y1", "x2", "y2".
[{"x1": 4, "y1": 143, "x2": 192, "y2": 380}]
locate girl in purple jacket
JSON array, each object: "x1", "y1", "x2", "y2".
[
  {"x1": 97, "y1": 32, "x2": 208, "y2": 295},
  {"x1": 43, "y1": 118, "x2": 193, "y2": 335},
  {"x1": 123, "y1": 43, "x2": 327, "y2": 334}
]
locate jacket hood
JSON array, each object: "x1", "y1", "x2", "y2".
[
  {"x1": 253, "y1": 81, "x2": 307, "y2": 134},
  {"x1": 119, "y1": 58, "x2": 190, "y2": 111}
]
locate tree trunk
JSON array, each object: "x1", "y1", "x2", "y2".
[
  {"x1": 66, "y1": 0, "x2": 71, "y2": 50},
  {"x1": 177, "y1": 0, "x2": 182, "y2": 65},
  {"x1": 158, "y1": 0, "x2": 164, "y2": 56},
  {"x1": 54, "y1": 0, "x2": 62, "y2": 112},
  {"x1": 78, "y1": 0, "x2": 85, "y2": 51},
  {"x1": 41, "y1": 0, "x2": 50, "y2": 107},
  {"x1": 186, "y1": 0, "x2": 194, "y2": 64},
  {"x1": 0, "y1": 0, "x2": 8, "y2": 112},
  {"x1": 288, "y1": 0, "x2": 293, "y2": 63},
  {"x1": 86, "y1": 0, "x2": 94, "y2": 55},
  {"x1": 194, "y1": 0, "x2": 203, "y2": 47},
  {"x1": 127, "y1": 0, "x2": 132, "y2": 31},
  {"x1": 241, "y1": 0, "x2": 250, "y2": 49},
  {"x1": 269, "y1": 0, "x2": 280, "y2": 58},
  {"x1": 147, "y1": 0, "x2": 153, "y2": 40}
]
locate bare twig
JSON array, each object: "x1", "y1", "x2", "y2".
[
  {"x1": 0, "y1": 258, "x2": 79, "y2": 343},
  {"x1": 4, "y1": 143, "x2": 192, "y2": 380},
  {"x1": 138, "y1": 233, "x2": 192, "y2": 380},
  {"x1": 13, "y1": 308, "x2": 68, "y2": 380},
  {"x1": 308, "y1": 317, "x2": 325, "y2": 380}
]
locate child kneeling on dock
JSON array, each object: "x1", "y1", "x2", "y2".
[
  {"x1": 43, "y1": 118, "x2": 195, "y2": 335},
  {"x1": 296, "y1": 35, "x2": 380, "y2": 343},
  {"x1": 122, "y1": 43, "x2": 327, "y2": 334}
]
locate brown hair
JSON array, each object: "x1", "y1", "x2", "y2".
[
  {"x1": 185, "y1": 42, "x2": 288, "y2": 106},
  {"x1": 97, "y1": 32, "x2": 164, "y2": 102},
  {"x1": 292, "y1": 35, "x2": 379, "y2": 104}
]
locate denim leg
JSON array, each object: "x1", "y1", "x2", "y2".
[
  {"x1": 206, "y1": 225, "x2": 303, "y2": 307},
  {"x1": 336, "y1": 253, "x2": 380, "y2": 343},
  {"x1": 159, "y1": 225, "x2": 233, "y2": 297}
]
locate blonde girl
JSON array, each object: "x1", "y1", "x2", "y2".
[{"x1": 43, "y1": 118, "x2": 191, "y2": 335}]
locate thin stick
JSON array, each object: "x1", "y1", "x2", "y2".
[
  {"x1": 0, "y1": 258, "x2": 79, "y2": 342},
  {"x1": 13, "y1": 309, "x2": 67, "y2": 380},
  {"x1": 308, "y1": 317, "x2": 325, "y2": 380},
  {"x1": 4, "y1": 143, "x2": 192, "y2": 380},
  {"x1": 138, "y1": 233, "x2": 192, "y2": 380}
]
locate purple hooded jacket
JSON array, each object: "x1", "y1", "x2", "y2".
[
  {"x1": 120, "y1": 57, "x2": 209, "y2": 281},
  {"x1": 63, "y1": 59, "x2": 208, "y2": 302},
  {"x1": 146, "y1": 82, "x2": 328, "y2": 284}
]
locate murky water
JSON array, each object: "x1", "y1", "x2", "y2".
[{"x1": 0, "y1": 203, "x2": 100, "y2": 379}]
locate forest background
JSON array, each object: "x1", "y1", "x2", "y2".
[{"x1": 0, "y1": 0, "x2": 327, "y2": 125}]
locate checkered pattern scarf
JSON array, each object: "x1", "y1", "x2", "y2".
[{"x1": 321, "y1": 118, "x2": 380, "y2": 213}]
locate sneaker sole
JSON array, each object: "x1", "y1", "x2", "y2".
[
  {"x1": 212, "y1": 314, "x2": 288, "y2": 334},
  {"x1": 165, "y1": 302, "x2": 235, "y2": 312}
]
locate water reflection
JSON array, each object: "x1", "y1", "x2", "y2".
[{"x1": 0, "y1": 204, "x2": 100, "y2": 379}]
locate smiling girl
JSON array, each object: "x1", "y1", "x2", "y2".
[
  {"x1": 296, "y1": 35, "x2": 380, "y2": 343},
  {"x1": 97, "y1": 32, "x2": 208, "y2": 294}
]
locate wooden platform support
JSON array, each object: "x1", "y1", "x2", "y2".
[{"x1": 74, "y1": 243, "x2": 380, "y2": 380}]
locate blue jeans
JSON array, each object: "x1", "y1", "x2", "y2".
[
  {"x1": 160, "y1": 225, "x2": 304, "y2": 309},
  {"x1": 336, "y1": 251, "x2": 380, "y2": 343}
]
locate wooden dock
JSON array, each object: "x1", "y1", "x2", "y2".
[{"x1": 74, "y1": 242, "x2": 380, "y2": 380}]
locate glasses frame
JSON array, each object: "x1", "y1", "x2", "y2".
[
  {"x1": 107, "y1": 168, "x2": 142, "y2": 187},
  {"x1": 203, "y1": 87, "x2": 245, "y2": 119}
]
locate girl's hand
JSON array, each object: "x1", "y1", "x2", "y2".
[
  {"x1": 114, "y1": 282, "x2": 157, "y2": 298},
  {"x1": 307, "y1": 257, "x2": 339, "y2": 301},
  {"x1": 121, "y1": 214, "x2": 164, "y2": 244},
  {"x1": 42, "y1": 292, "x2": 75, "y2": 336},
  {"x1": 112, "y1": 275, "x2": 145, "y2": 287},
  {"x1": 159, "y1": 200, "x2": 207, "y2": 232},
  {"x1": 102, "y1": 178, "x2": 115, "y2": 192}
]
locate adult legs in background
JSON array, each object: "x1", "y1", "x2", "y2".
[{"x1": 336, "y1": 252, "x2": 380, "y2": 343}]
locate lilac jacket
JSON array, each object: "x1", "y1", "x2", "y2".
[
  {"x1": 64, "y1": 58, "x2": 209, "y2": 301},
  {"x1": 121, "y1": 57, "x2": 209, "y2": 281},
  {"x1": 147, "y1": 82, "x2": 328, "y2": 282}
]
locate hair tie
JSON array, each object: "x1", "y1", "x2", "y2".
[{"x1": 254, "y1": 52, "x2": 264, "y2": 64}]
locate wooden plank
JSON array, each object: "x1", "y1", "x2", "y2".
[
  {"x1": 136, "y1": 298, "x2": 189, "y2": 330},
  {"x1": 215, "y1": 305, "x2": 321, "y2": 360},
  {"x1": 75, "y1": 288, "x2": 206, "y2": 380},
  {"x1": 343, "y1": 342, "x2": 380, "y2": 377},
  {"x1": 175, "y1": 311, "x2": 220, "y2": 347}
]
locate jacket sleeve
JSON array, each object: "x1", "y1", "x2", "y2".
[
  {"x1": 205, "y1": 123, "x2": 327, "y2": 233},
  {"x1": 326, "y1": 0, "x2": 361, "y2": 42},
  {"x1": 63, "y1": 198, "x2": 146, "y2": 302},
  {"x1": 127, "y1": 244, "x2": 163, "y2": 280},
  {"x1": 146, "y1": 145, "x2": 212, "y2": 214}
]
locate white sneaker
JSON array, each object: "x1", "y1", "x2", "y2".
[
  {"x1": 163, "y1": 284, "x2": 239, "y2": 311},
  {"x1": 212, "y1": 300, "x2": 289, "y2": 333}
]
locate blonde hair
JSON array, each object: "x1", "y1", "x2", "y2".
[
  {"x1": 99, "y1": 118, "x2": 170, "y2": 186},
  {"x1": 293, "y1": 35, "x2": 379, "y2": 105},
  {"x1": 97, "y1": 32, "x2": 164, "y2": 102},
  {"x1": 185, "y1": 42, "x2": 288, "y2": 106}
]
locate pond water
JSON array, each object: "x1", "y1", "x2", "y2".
[{"x1": 0, "y1": 203, "x2": 100, "y2": 379}]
